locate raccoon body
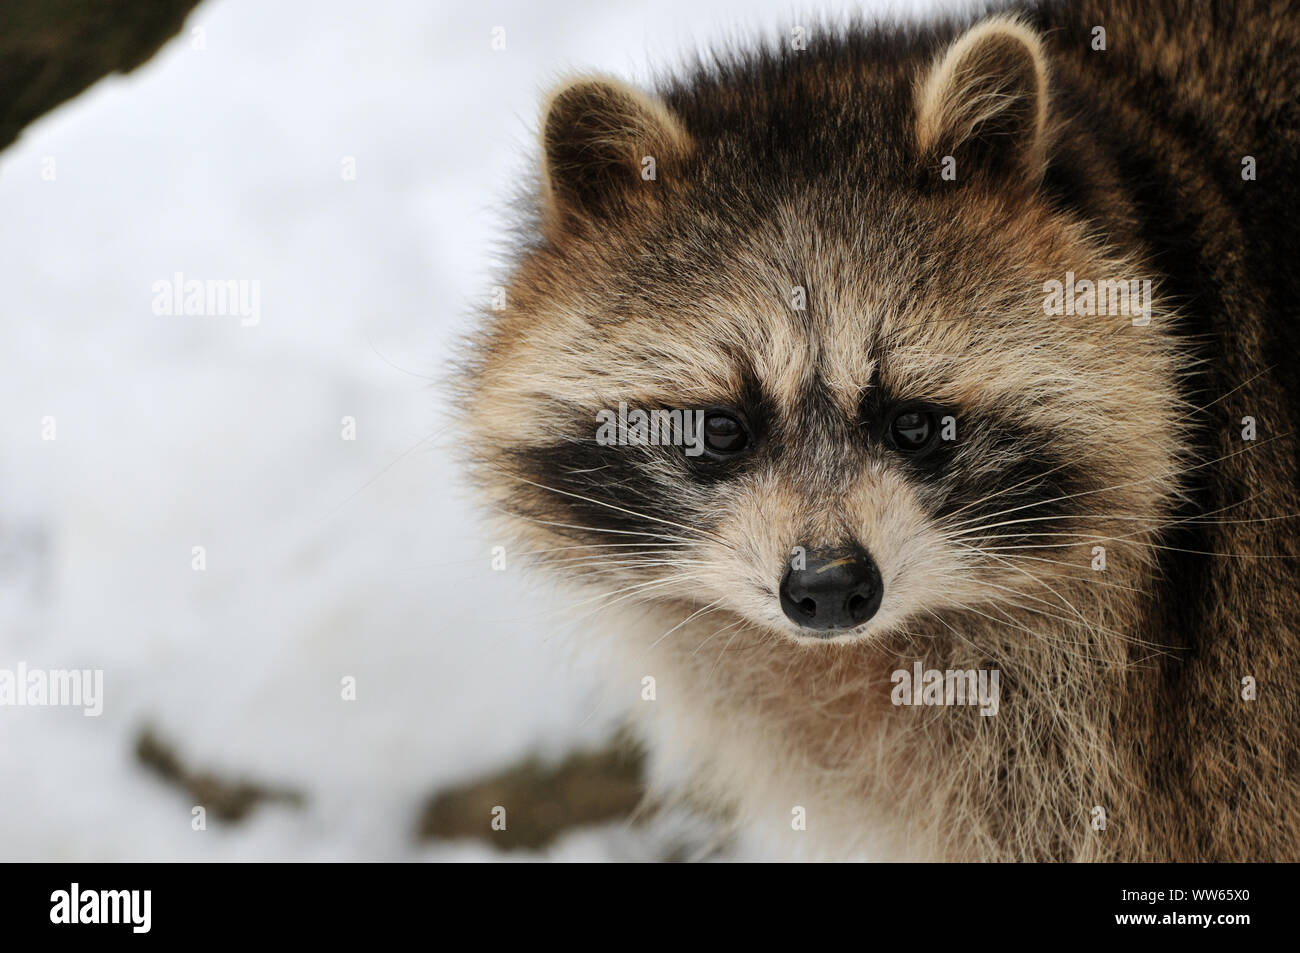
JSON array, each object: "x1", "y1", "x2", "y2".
[{"x1": 462, "y1": 0, "x2": 1300, "y2": 861}]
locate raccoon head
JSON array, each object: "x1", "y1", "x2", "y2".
[{"x1": 464, "y1": 17, "x2": 1188, "y2": 647}]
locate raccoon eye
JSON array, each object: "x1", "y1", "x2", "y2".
[
  {"x1": 701, "y1": 410, "x2": 749, "y2": 457},
  {"x1": 886, "y1": 406, "x2": 938, "y2": 454}
]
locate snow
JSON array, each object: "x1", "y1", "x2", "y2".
[{"x1": 0, "y1": 0, "x2": 957, "y2": 860}]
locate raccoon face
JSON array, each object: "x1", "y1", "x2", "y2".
[{"x1": 466, "y1": 18, "x2": 1187, "y2": 645}]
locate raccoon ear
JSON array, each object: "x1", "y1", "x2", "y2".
[
  {"x1": 915, "y1": 17, "x2": 1049, "y2": 183},
  {"x1": 540, "y1": 76, "x2": 692, "y2": 224}
]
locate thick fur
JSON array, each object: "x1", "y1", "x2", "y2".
[{"x1": 458, "y1": 0, "x2": 1300, "y2": 861}]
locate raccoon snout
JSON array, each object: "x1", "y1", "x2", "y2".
[{"x1": 779, "y1": 548, "x2": 883, "y2": 634}]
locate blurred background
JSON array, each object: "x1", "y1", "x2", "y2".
[{"x1": 0, "y1": 0, "x2": 960, "y2": 860}]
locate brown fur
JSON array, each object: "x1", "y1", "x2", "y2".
[{"x1": 459, "y1": 0, "x2": 1300, "y2": 860}]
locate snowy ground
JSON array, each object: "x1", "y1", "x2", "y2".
[{"x1": 0, "y1": 0, "x2": 957, "y2": 860}]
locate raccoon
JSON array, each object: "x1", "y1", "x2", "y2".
[{"x1": 460, "y1": 0, "x2": 1300, "y2": 861}]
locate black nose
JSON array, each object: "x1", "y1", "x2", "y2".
[{"x1": 780, "y1": 548, "x2": 883, "y2": 633}]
